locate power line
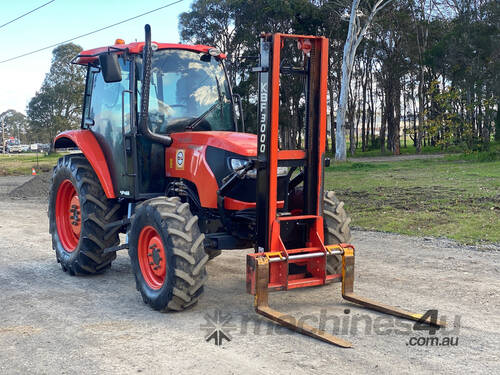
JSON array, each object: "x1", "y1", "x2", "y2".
[
  {"x1": 0, "y1": 1, "x2": 56, "y2": 30},
  {"x1": 0, "y1": 0, "x2": 184, "y2": 64}
]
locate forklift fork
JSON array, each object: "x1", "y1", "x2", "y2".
[{"x1": 252, "y1": 244, "x2": 445, "y2": 348}]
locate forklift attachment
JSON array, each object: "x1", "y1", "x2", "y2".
[
  {"x1": 248, "y1": 244, "x2": 445, "y2": 348},
  {"x1": 252, "y1": 256, "x2": 352, "y2": 348},
  {"x1": 340, "y1": 245, "x2": 447, "y2": 327},
  {"x1": 247, "y1": 33, "x2": 445, "y2": 347}
]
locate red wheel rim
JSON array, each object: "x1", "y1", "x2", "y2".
[
  {"x1": 138, "y1": 226, "x2": 167, "y2": 290},
  {"x1": 55, "y1": 179, "x2": 81, "y2": 252}
]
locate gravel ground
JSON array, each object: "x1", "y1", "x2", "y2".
[
  {"x1": 0, "y1": 196, "x2": 498, "y2": 374},
  {"x1": 0, "y1": 176, "x2": 33, "y2": 196},
  {"x1": 7, "y1": 173, "x2": 51, "y2": 198}
]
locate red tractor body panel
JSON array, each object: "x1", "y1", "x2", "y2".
[
  {"x1": 54, "y1": 130, "x2": 116, "y2": 199},
  {"x1": 166, "y1": 131, "x2": 257, "y2": 209},
  {"x1": 76, "y1": 42, "x2": 226, "y2": 65}
]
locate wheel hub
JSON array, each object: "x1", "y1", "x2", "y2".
[
  {"x1": 138, "y1": 227, "x2": 167, "y2": 289},
  {"x1": 148, "y1": 241, "x2": 165, "y2": 276},
  {"x1": 69, "y1": 195, "x2": 81, "y2": 236}
]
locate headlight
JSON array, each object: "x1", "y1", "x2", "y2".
[
  {"x1": 230, "y1": 158, "x2": 250, "y2": 170},
  {"x1": 230, "y1": 158, "x2": 256, "y2": 178},
  {"x1": 230, "y1": 158, "x2": 289, "y2": 178}
]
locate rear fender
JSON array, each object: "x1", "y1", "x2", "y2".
[{"x1": 54, "y1": 130, "x2": 116, "y2": 198}]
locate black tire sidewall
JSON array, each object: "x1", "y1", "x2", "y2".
[{"x1": 128, "y1": 205, "x2": 176, "y2": 310}]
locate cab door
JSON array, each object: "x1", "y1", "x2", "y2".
[{"x1": 84, "y1": 56, "x2": 134, "y2": 198}]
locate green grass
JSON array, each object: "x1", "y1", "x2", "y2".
[
  {"x1": 347, "y1": 144, "x2": 453, "y2": 158},
  {"x1": 445, "y1": 142, "x2": 500, "y2": 162},
  {"x1": 0, "y1": 153, "x2": 62, "y2": 176},
  {"x1": 325, "y1": 157, "x2": 500, "y2": 245},
  {"x1": 333, "y1": 140, "x2": 500, "y2": 159}
]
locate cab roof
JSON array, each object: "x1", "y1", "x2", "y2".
[{"x1": 75, "y1": 41, "x2": 225, "y2": 65}]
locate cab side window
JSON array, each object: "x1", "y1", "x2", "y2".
[{"x1": 88, "y1": 57, "x2": 130, "y2": 133}]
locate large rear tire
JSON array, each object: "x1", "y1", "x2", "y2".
[
  {"x1": 48, "y1": 154, "x2": 121, "y2": 275},
  {"x1": 323, "y1": 190, "x2": 351, "y2": 274},
  {"x1": 128, "y1": 197, "x2": 208, "y2": 311}
]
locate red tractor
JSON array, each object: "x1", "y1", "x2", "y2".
[{"x1": 49, "y1": 26, "x2": 442, "y2": 346}]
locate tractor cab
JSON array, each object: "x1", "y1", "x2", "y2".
[{"x1": 68, "y1": 39, "x2": 242, "y2": 199}]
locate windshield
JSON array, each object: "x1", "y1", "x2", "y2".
[{"x1": 137, "y1": 49, "x2": 234, "y2": 133}]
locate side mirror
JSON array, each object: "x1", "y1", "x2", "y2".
[
  {"x1": 99, "y1": 53, "x2": 122, "y2": 83},
  {"x1": 84, "y1": 117, "x2": 95, "y2": 127}
]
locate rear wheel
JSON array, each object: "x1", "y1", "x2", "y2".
[
  {"x1": 48, "y1": 154, "x2": 121, "y2": 275},
  {"x1": 128, "y1": 197, "x2": 208, "y2": 311},
  {"x1": 323, "y1": 190, "x2": 351, "y2": 274}
]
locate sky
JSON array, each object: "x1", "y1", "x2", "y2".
[{"x1": 0, "y1": 0, "x2": 192, "y2": 115}]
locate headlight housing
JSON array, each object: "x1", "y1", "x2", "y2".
[{"x1": 230, "y1": 158, "x2": 289, "y2": 178}]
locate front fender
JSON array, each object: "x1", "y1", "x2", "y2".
[{"x1": 54, "y1": 130, "x2": 116, "y2": 199}]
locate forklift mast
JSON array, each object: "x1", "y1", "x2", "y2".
[
  {"x1": 255, "y1": 33, "x2": 329, "y2": 253},
  {"x1": 254, "y1": 34, "x2": 328, "y2": 252}
]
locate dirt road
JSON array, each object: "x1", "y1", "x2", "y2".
[{"x1": 0, "y1": 196, "x2": 499, "y2": 374}]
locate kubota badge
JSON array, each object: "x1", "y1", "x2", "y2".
[{"x1": 176, "y1": 149, "x2": 185, "y2": 170}]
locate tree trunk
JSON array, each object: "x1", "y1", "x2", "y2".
[
  {"x1": 380, "y1": 98, "x2": 386, "y2": 153},
  {"x1": 362, "y1": 69, "x2": 367, "y2": 152},
  {"x1": 335, "y1": 58, "x2": 350, "y2": 161},
  {"x1": 411, "y1": 93, "x2": 417, "y2": 147},
  {"x1": 335, "y1": 0, "x2": 362, "y2": 161},
  {"x1": 403, "y1": 85, "x2": 407, "y2": 148},
  {"x1": 370, "y1": 76, "x2": 375, "y2": 147},
  {"x1": 495, "y1": 101, "x2": 500, "y2": 142},
  {"x1": 330, "y1": 99, "x2": 336, "y2": 155},
  {"x1": 385, "y1": 81, "x2": 395, "y2": 153},
  {"x1": 394, "y1": 81, "x2": 401, "y2": 155},
  {"x1": 416, "y1": 67, "x2": 424, "y2": 153}
]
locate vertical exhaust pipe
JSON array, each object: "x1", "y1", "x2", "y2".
[{"x1": 139, "y1": 24, "x2": 172, "y2": 146}]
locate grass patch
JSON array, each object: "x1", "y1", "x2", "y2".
[
  {"x1": 330, "y1": 162, "x2": 391, "y2": 172},
  {"x1": 0, "y1": 153, "x2": 62, "y2": 176},
  {"x1": 325, "y1": 158, "x2": 500, "y2": 245},
  {"x1": 445, "y1": 142, "x2": 500, "y2": 162},
  {"x1": 338, "y1": 143, "x2": 457, "y2": 158},
  {"x1": 336, "y1": 141, "x2": 500, "y2": 160}
]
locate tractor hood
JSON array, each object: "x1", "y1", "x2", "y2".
[{"x1": 170, "y1": 131, "x2": 257, "y2": 156}]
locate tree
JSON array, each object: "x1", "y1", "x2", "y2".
[
  {"x1": 27, "y1": 43, "x2": 85, "y2": 143},
  {"x1": 335, "y1": 0, "x2": 392, "y2": 161},
  {"x1": 0, "y1": 110, "x2": 28, "y2": 144},
  {"x1": 179, "y1": 0, "x2": 243, "y2": 85},
  {"x1": 177, "y1": 0, "x2": 499, "y2": 154}
]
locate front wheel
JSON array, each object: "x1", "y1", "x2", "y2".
[
  {"x1": 128, "y1": 197, "x2": 208, "y2": 311},
  {"x1": 48, "y1": 154, "x2": 121, "y2": 275}
]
